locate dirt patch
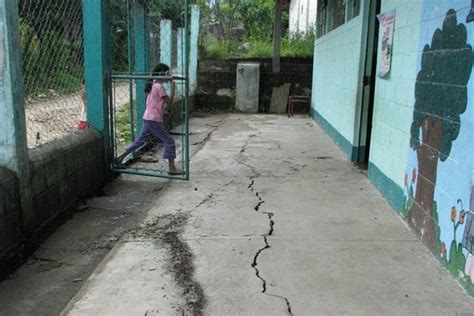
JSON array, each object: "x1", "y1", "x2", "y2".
[{"x1": 129, "y1": 214, "x2": 206, "y2": 316}]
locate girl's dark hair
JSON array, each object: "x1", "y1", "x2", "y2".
[{"x1": 145, "y1": 63, "x2": 170, "y2": 94}]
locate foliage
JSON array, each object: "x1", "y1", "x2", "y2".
[
  {"x1": 242, "y1": 38, "x2": 273, "y2": 58},
  {"x1": 19, "y1": 0, "x2": 84, "y2": 98},
  {"x1": 281, "y1": 29, "x2": 315, "y2": 58},
  {"x1": 203, "y1": 36, "x2": 232, "y2": 59},
  {"x1": 115, "y1": 103, "x2": 133, "y2": 148},
  {"x1": 199, "y1": 0, "x2": 313, "y2": 60},
  {"x1": 238, "y1": 0, "x2": 275, "y2": 41}
]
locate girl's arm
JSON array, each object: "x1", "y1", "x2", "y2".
[{"x1": 164, "y1": 81, "x2": 176, "y2": 106}]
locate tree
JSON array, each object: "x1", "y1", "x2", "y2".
[
  {"x1": 408, "y1": 9, "x2": 472, "y2": 253},
  {"x1": 272, "y1": 0, "x2": 282, "y2": 73}
]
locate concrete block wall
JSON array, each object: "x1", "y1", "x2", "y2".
[
  {"x1": 0, "y1": 169, "x2": 22, "y2": 266},
  {"x1": 311, "y1": 0, "x2": 474, "y2": 295},
  {"x1": 368, "y1": 0, "x2": 423, "y2": 193},
  {"x1": 197, "y1": 58, "x2": 313, "y2": 112},
  {"x1": 311, "y1": 14, "x2": 365, "y2": 158},
  {"x1": 28, "y1": 130, "x2": 105, "y2": 228},
  {"x1": 0, "y1": 130, "x2": 105, "y2": 277},
  {"x1": 367, "y1": 0, "x2": 474, "y2": 295}
]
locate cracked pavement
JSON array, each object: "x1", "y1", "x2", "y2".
[
  {"x1": 63, "y1": 114, "x2": 473, "y2": 315},
  {"x1": 16, "y1": 114, "x2": 474, "y2": 315}
]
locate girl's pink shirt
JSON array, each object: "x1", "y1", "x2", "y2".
[{"x1": 143, "y1": 82, "x2": 167, "y2": 122}]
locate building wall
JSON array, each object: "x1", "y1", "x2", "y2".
[
  {"x1": 289, "y1": 0, "x2": 317, "y2": 34},
  {"x1": 369, "y1": 0, "x2": 474, "y2": 295},
  {"x1": 311, "y1": 0, "x2": 474, "y2": 295},
  {"x1": 197, "y1": 58, "x2": 313, "y2": 112},
  {"x1": 368, "y1": 0, "x2": 423, "y2": 203},
  {"x1": 311, "y1": 11, "x2": 366, "y2": 158},
  {"x1": 0, "y1": 129, "x2": 105, "y2": 278}
]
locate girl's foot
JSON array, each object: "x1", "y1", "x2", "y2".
[
  {"x1": 168, "y1": 168, "x2": 184, "y2": 175},
  {"x1": 114, "y1": 157, "x2": 128, "y2": 169}
]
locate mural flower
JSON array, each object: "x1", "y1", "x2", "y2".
[
  {"x1": 412, "y1": 168, "x2": 417, "y2": 183},
  {"x1": 460, "y1": 211, "x2": 466, "y2": 225},
  {"x1": 404, "y1": 173, "x2": 408, "y2": 187},
  {"x1": 440, "y1": 242, "x2": 447, "y2": 258},
  {"x1": 452, "y1": 207, "x2": 457, "y2": 222}
]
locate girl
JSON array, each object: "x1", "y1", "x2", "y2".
[{"x1": 116, "y1": 63, "x2": 182, "y2": 175}]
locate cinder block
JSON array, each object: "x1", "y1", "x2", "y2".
[
  {"x1": 30, "y1": 166, "x2": 48, "y2": 196},
  {"x1": 77, "y1": 166, "x2": 93, "y2": 198},
  {"x1": 58, "y1": 175, "x2": 79, "y2": 211},
  {"x1": 33, "y1": 185, "x2": 59, "y2": 226},
  {"x1": 0, "y1": 201, "x2": 6, "y2": 219},
  {"x1": 0, "y1": 211, "x2": 22, "y2": 250},
  {"x1": 236, "y1": 63, "x2": 260, "y2": 113}
]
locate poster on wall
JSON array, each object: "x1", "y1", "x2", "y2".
[{"x1": 377, "y1": 9, "x2": 396, "y2": 78}]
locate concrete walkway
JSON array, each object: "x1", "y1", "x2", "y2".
[{"x1": 63, "y1": 115, "x2": 473, "y2": 315}]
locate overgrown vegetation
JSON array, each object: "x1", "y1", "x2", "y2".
[
  {"x1": 198, "y1": 0, "x2": 314, "y2": 59},
  {"x1": 114, "y1": 104, "x2": 134, "y2": 149},
  {"x1": 19, "y1": 0, "x2": 84, "y2": 99},
  {"x1": 19, "y1": 0, "x2": 187, "y2": 100}
]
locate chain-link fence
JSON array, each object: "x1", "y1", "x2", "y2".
[
  {"x1": 20, "y1": 0, "x2": 134, "y2": 149},
  {"x1": 109, "y1": 0, "x2": 190, "y2": 178},
  {"x1": 20, "y1": 0, "x2": 85, "y2": 148}
]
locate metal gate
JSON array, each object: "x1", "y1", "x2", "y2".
[{"x1": 109, "y1": 0, "x2": 190, "y2": 180}]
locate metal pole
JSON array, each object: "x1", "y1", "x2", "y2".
[
  {"x1": 126, "y1": 0, "x2": 136, "y2": 140},
  {"x1": 184, "y1": 0, "x2": 190, "y2": 180}
]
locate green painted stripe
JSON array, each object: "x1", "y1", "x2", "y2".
[
  {"x1": 311, "y1": 110, "x2": 358, "y2": 160},
  {"x1": 368, "y1": 162, "x2": 404, "y2": 212}
]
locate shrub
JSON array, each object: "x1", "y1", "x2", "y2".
[
  {"x1": 281, "y1": 29, "x2": 315, "y2": 58},
  {"x1": 203, "y1": 36, "x2": 232, "y2": 60}
]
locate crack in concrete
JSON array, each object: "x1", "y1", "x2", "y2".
[
  {"x1": 240, "y1": 133, "x2": 258, "y2": 153},
  {"x1": 195, "y1": 194, "x2": 214, "y2": 208},
  {"x1": 191, "y1": 119, "x2": 225, "y2": 146},
  {"x1": 248, "y1": 177, "x2": 293, "y2": 315},
  {"x1": 254, "y1": 201, "x2": 265, "y2": 212},
  {"x1": 238, "y1": 131, "x2": 293, "y2": 314},
  {"x1": 129, "y1": 214, "x2": 206, "y2": 315}
]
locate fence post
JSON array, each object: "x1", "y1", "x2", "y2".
[
  {"x1": 189, "y1": 5, "x2": 200, "y2": 95},
  {"x1": 0, "y1": 0, "x2": 34, "y2": 231},
  {"x1": 177, "y1": 28, "x2": 185, "y2": 97},
  {"x1": 160, "y1": 19, "x2": 173, "y2": 95},
  {"x1": 133, "y1": 2, "x2": 149, "y2": 133},
  {"x1": 82, "y1": 0, "x2": 111, "y2": 167},
  {"x1": 160, "y1": 20, "x2": 173, "y2": 67}
]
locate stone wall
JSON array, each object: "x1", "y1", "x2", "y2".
[
  {"x1": 0, "y1": 129, "x2": 105, "y2": 277},
  {"x1": 196, "y1": 58, "x2": 313, "y2": 112},
  {"x1": 0, "y1": 169, "x2": 22, "y2": 273}
]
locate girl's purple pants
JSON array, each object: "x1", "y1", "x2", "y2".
[{"x1": 126, "y1": 120, "x2": 176, "y2": 160}]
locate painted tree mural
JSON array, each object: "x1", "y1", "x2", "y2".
[{"x1": 409, "y1": 9, "x2": 472, "y2": 253}]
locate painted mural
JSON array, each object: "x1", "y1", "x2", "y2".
[{"x1": 402, "y1": 0, "x2": 474, "y2": 295}]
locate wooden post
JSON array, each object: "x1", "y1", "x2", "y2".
[{"x1": 273, "y1": 0, "x2": 283, "y2": 73}]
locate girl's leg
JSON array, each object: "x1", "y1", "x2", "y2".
[
  {"x1": 116, "y1": 121, "x2": 152, "y2": 162},
  {"x1": 149, "y1": 122, "x2": 180, "y2": 173}
]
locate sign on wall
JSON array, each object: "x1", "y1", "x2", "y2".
[{"x1": 377, "y1": 10, "x2": 396, "y2": 78}]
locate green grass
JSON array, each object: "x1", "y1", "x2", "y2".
[
  {"x1": 202, "y1": 31, "x2": 315, "y2": 60},
  {"x1": 203, "y1": 37, "x2": 232, "y2": 60},
  {"x1": 114, "y1": 104, "x2": 134, "y2": 148},
  {"x1": 281, "y1": 31, "x2": 315, "y2": 58}
]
